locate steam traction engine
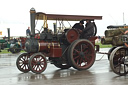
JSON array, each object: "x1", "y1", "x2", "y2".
[
  {"x1": 100, "y1": 25, "x2": 128, "y2": 76},
  {"x1": 16, "y1": 8, "x2": 102, "y2": 74},
  {"x1": 102, "y1": 25, "x2": 128, "y2": 76}
]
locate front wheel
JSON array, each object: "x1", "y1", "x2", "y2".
[
  {"x1": 110, "y1": 46, "x2": 128, "y2": 76},
  {"x1": 29, "y1": 52, "x2": 47, "y2": 74},
  {"x1": 108, "y1": 46, "x2": 116, "y2": 60},
  {"x1": 67, "y1": 39, "x2": 95, "y2": 70},
  {"x1": 16, "y1": 53, "x2": 30, "y2": 73}
]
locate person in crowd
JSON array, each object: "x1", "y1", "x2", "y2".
[{"x1": 26, "y1": 27, "x2": 31, "y2": 36}]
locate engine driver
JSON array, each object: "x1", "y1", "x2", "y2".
[
  {"x1": 72, "y1": 20, "x2": 84, "y2": 33},
  {"x1": 82, "y1": 19, "x2": 95, "y2": 38}
]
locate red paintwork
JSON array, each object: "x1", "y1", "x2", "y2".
[
  {"x1": 49, "y1": 48, "x2": 62, "y2": 57},
  {"x1": 35, "y1": 34, "x2": 40, "y2": 39},
  {"x1": 38, "y1": 41, "x2": 62, "y2": 57},
  {"x1": 19, "y1": 37, "x2": 27, "y2": 49},
  {"x1": 88, "y1": 36, "x2": 97, "y2": 46},
  {"x1": 65, "y1": 29, "x2": 79, "y2": 43}
]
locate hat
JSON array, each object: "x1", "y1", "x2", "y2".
[{"x1": 80, "y1": 20, "x2": 84, "y2": 24}]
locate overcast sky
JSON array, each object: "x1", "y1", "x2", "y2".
[{"x1": 0, "y1": 0, "x2": 128, "y2": 36}]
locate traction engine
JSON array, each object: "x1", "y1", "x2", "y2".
[
  {"x1": 100, "y1": 25, "x2": 128, "y2": 76},
  {"x1": 16, "y1": 8, "x2": 102, "y2": 74}
]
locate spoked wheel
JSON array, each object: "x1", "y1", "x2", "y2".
[
  {"x1": 16, "y1": 53, "x2": 30, "y2": 73},
  {"x1": 68, "y1": 39, "x2": 95, "y2": 70},
  {"x1": 110, "y1": 46, "x2": 128, "y2": 76},
  {"x1": 29, "y1": 52, "x2": 47, "y2": 74}
]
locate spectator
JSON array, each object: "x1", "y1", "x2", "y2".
[{"x1": 26, "y1": 27, "x2": 31, "y2": 36}]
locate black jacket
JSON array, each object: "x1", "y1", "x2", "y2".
[
  {"x1": 84, "y1": 22, "x2": 94, "y2": 35},
  {"x1": 26, "y1": 29, "x2": 31, "y2": 36},
  {"x1": 72, "y1": 23, "x2": 84, "y2": 30}
]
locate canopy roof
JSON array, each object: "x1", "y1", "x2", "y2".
[{"x1": 36, "y1": 12, "x2": 102, "y2": 21}]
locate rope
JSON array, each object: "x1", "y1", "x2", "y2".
[
  {"x1": 95, "y1": 54, "x2": 106, "y2": 61},
  {"x1": 95, "y1": 52, "x2": 109, "y2": 61}
]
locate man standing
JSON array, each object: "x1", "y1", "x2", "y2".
[
  {"x1": 26, "y1": 27, "x2": 31, "y2": 36},
  {"x1": 72, "y1": 20, "x2": 84, "y2": 33}
]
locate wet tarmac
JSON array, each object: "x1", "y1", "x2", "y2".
[{"x1": 0, "y1": 48, "x2": 128, "y2": 85}]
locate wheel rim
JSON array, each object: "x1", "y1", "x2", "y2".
[
  {"x1": 108, "y1": 47, "x2": 116, "y2": 60},
  {"x1": 16, "y1": 53, "x2": 30, "y2": 73},
  {"x1": 110, "y1": 46, "x2": 128, "y2": 76},
  {"x1": 29, "y1": 53, "x2": 47, "y2": 74},
  {"x1": 68, "y1": 39, "x2": 95, "y2": 70}
]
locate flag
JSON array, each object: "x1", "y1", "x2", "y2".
[{"x1": 0, "y1": 31, "x2": 2, "y2": 35}]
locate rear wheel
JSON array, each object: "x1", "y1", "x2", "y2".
[{"x1": 67, "y1": 39, "x2": 95, "y2": 70}]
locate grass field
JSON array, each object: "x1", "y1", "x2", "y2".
[
  {"x1": 95, "y1": 42, "x2": 112, "y2": 48},
  {"x1": 0, "y1": 49, "x2": 9, "y2": 54},
  {"x1": 0, "y1": 49, "x2": 25, "y2": 54}
]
